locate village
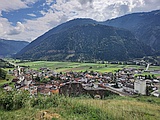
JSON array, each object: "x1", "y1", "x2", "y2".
[{"x1": 3, "y1": 65, "x2": 160, "y2": 98}]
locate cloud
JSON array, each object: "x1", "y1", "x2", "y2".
[
  {"x1": 0, "y1": 0, "x2": 160, "y2": 41},
  {"x1": 0, "y1": 23, "x2": 4, "y2": 34},
  {"x1": 0, "y1": 17, "x2": 11, "y2": 38},
  {"x1": 8, "y1": 22, "x2": 25, "y2": 35},
  {"x1": 27, "y1": 13, "x2": 36, "y2": 17},
  {"x1": 132, "y1": 0, "x2": 160, "y2": 12},
  {"x1": 0, "y1": 0, "x2": 37, "y2": 40},
  {"x1": 0, "y1": 0, "x2": 28, "y2": 12},
  {"x1": 0, "y1": 0, "x2": 38, "y2": 13},
  {"x1": 78, "y1": 0, "x2": 93, "y2": 5},
  {"x1": 23, "y1": 0, "x2": 38, "y2": 4},
  {"x1": 46, "y1": 0, "x2": 54, "y2": 5}
]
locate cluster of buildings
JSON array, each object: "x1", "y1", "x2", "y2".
[{"x1": 3, "y1": 66, "x2": 160, "y2": 98}]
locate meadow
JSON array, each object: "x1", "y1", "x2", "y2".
[
  {"x1": 0, "y1": 91, "x2": 160, "y2": 120},
  {"x1": 0, "y1": 73, "x2": 15, "y2": 87},
  {"x1": 15, "y1": 61, "x2": 157, "y2": 71},
  {"x1": 15, "y1": 61, "x2": 160, "y2": 76}
]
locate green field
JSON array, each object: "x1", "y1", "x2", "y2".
[
  {"x1": 1, "y1": 60, "x2": 159, "y2": 85},
  {"x1": 14, "y1": 61, "x2": 160, "y2": 77},
  {"x1": 0, "y1": 73, "x2": 15, "y2": 86}
]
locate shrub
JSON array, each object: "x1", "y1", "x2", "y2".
[{"x1": 0, "y1": 90, "x2": 29, "y2": 110}]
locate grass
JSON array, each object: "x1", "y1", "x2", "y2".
[
  {"x1": 15, "y1": 61, "x2": 160, "y2": 73},
  {"x1": 0, "y1": 74, "x2": 15, "y2": 86},
  {"x1": 14, "y1": 61, "x2": 160, "y2": 78},
  {"x1": 78, "y1": 99, "x2": 160, "y2": 120},
  {"x1": 0, "y1": 69, "x2": 15, "y2": 87},
  {"x1": 0, "y1": 91, "x2": 160, "y2": 120}
]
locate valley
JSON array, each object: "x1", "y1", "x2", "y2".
[{"x1": 0, "y1": 6, "x2": 160, "y2": 120}]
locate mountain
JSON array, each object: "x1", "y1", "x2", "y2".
[
  {"x1": 0, "y1": 39, "x2": 29, "y2": 57},
  {"x1": 18, "y1": 18, "x2": 98, "y2": 55},
  {"x1": 103, "y1": 10, "x2": 160, "y2": 52},
  {"x1": 15, "y1": 23, "x2": 152, "y2": 61}
]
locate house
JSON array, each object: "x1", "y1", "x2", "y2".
[
  {"x1": 20, "y1": 85, "x2": 29, "y2": 91},
  {"x1": 134, "y1": 79, "x2": 146, "y2": 95},
  {"x1": 45, "y1": 84, "x2": 53, "y2": 89},
  {"x1": 12, "y1": 78, "x2": 19, "y2": 82},
  {"x1": 151, "y1": 90, "x2": 160, "y2": 97},
  {"x1": 50, "y1": 85, "x2": 59, "y2": 94},
  {"x1": 123, "y1": 83, "x2": 134, "y2": 94},
  {"x1": 39, "y1": 88, "x2": 51, "y2": 95},
  {"x1": 24, "y1": 79, "x2": 32, "y2": 86},
  {"x1": 15, "y1": 83, "x2": 23, "y2": 89},
  {"x1": 3, "y1": 86, "x2": 12, "y2": 91}
]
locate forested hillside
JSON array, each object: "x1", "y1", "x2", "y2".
[
  {"x1": 104, "y1": 10, "x2": 160, "y2": 52},
  {"x1": 15, "y1": 24, "x2": 152, "y2": 61}
]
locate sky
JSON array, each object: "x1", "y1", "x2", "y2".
[{"x1": 0, "y1": 0, "x2": 160, "y2": 42}]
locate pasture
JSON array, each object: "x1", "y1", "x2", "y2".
[{"x1": 15, "y1": 61, "x2": 160, "y2": 76}]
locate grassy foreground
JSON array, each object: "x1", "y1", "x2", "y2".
[{"x1": 0, "y1": 90, "x2": 160, "y2": 120}]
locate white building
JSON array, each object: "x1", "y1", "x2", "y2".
[{"x1": 134, "y1": 79, "x2": 146, "y2": 95}]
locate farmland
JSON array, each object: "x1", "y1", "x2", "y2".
[
  {"x1": 15, "y1": 61, "x2": 160, "y2": 76},
  {"x1": 15, "y1": 61, "x2": 156, "y2": 71},
  {"x1": 1, "y1": 60, "x2": 160, "y2": 87}
]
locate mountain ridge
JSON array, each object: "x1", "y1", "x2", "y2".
[
  {"x1": 15, "y1": 10, "x2": 160, "y2": 61},
  {"x1": 103, "y1": 10, "x2": 160, "y2": 51},
  {"x1": 19, "y1": 18, "x2": 98, "y2": 55},
  {"x1": 0, "y1": 39, "x2": 29, "y2": 57},
  {"x1": 15, "y1": 23, "x2": 152, "y2": 61}
]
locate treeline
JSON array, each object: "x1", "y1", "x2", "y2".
[
  {"x1": 0, "y1": 68, "x2": 7, "y2": 79},
  {"x1": 0, "y1": 59, "x2": 14, "y2": 68}
]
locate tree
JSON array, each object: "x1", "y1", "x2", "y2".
[
  {"x1": 49, "y1": 76, "x2": 55, "y2": 80},
  {"x1": 0, "y1": 68, "x2": 7, "y2": 79},
  {"x1": 152, "y1": 74, "x2": 156, "y2": 79},
  {"x1": 34, "y1": 76, "x2": 40, "y2": 82},
  {"x1": 148, "y1": 75, "x2": 151, "y2": 80},
  {"x1": 145, "y1": 75, "x2": 148, "y2": 79}
]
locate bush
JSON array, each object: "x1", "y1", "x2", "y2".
[
  {"x1": 0, "y1": 91, "x2": 29, "y2": 110},
  {"x1": 31, "y1": 94, "x2": 64, "y2": 109},
  {"x1": 0, "y1": 90, "x2": 70, "y2": 110}
]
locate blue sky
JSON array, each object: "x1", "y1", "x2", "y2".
[{"x1": 0, "y1": 0, "x2": 160, "y2": 42}]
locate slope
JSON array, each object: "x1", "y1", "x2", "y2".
[
  {"x1": 18, "y1": 18, "x2": 98, "y2": 55},
  {"x1": 103, "y1": 10, "x2": 160, "y2": 52},
  {"x1": 15, "y1": 24, "x2": 152, "y2": 61},
  {"x1": 0, "y1": 39, "x2": 29, "y2": 57}
]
